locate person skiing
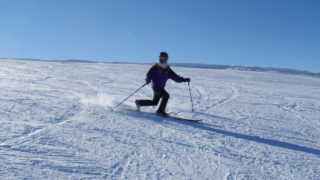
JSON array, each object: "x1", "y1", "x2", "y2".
[{"x1": 135, "y1": 52, "x2": 190, "y2": 116}]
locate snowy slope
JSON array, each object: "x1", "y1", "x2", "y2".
[{"x1": 0, "y1": 59, "x2": 319, "y2": 179}]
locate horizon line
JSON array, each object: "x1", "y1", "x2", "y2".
[{"x1": 1, "y1": 57, "x2": 319, "y2": 75}]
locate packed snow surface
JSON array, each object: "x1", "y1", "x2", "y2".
[{"x1": 0, "y1": 59, "x2": 319, "y2": 179}]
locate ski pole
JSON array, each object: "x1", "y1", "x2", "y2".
[
  {"x1": 188, "y1": 82, "x2": 195, "y2": 112},
  {"x1": 112, "y1": 83, "x2": 147, "y2": 111}
]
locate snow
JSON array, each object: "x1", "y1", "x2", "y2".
[{"x1": 0, "y1": 59, "x2": 319, "y2": 179}]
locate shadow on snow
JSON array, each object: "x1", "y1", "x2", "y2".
[
  {"x1": 118, "y1": 109, "x2": 320, "y2": 157},
  {"x1": 200, "y1": 123, "x2": 320, "y2": 156}
]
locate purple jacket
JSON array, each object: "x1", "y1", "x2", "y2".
[{"x1": 146, "y1": 64, "x2": 185, "y2": 87}]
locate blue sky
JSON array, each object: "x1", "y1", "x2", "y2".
[{"x1": 0, "y1": 0, "x2": 319, "y2": 72}]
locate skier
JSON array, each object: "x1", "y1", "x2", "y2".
[{"x1": 135, "y1": 52, "x2": 190, "y2": 116}]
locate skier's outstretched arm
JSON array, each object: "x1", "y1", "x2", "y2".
[{"x1": 169, "y1": 69, "x2": 190, "y2": 83}]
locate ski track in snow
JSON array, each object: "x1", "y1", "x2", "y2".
[{"x1": 0, "y1": 59, "x2": 319, "y2": 179}]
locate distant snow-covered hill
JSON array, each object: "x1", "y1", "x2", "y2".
[
  {"x1": 2, "y1": 58, "x2": 319, "y2": 77},
  {"x1": 0, "y1": 59, "x2": 319, "y2": 179},
  {"x1": 170, "y1": 63, "x2": 320, "y2": 77}
]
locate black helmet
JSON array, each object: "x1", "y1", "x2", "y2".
[{"x1": 159, "y1": 52, "x2": 168, "y2": 58}]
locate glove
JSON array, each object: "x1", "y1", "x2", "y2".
[
  {"x1": 146, "y1": 78, "x2": 151, "y2": 84},
  {"x1": 184, "y1": 78, "x2": 190, "y2": 82}
]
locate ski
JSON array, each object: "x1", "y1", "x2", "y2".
[
  {"x1": 164, "y1": 115, "x2": 202, "y2": 122},
  {"x1": 131, "y1": 109, "x2": 202, "y2": 122}
]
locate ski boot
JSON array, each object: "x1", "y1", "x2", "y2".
[
  {"x1": 135, "y1": 100, "x2": 141, "y2": 112},
  {"x1": 156, "y1": 111, "x2": 170, "y2": 117}
]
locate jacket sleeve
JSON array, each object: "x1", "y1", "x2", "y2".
[
  {"x1": 146, "y1": 65, "x2": 157, "y2": 82},
  {"x1": 168, "y1": 69, "x2": 185, "y2": 83}
]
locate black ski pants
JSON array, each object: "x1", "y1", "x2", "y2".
[{"x1": 138, "y1": 86, "x2": 170, "y2": 113}]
